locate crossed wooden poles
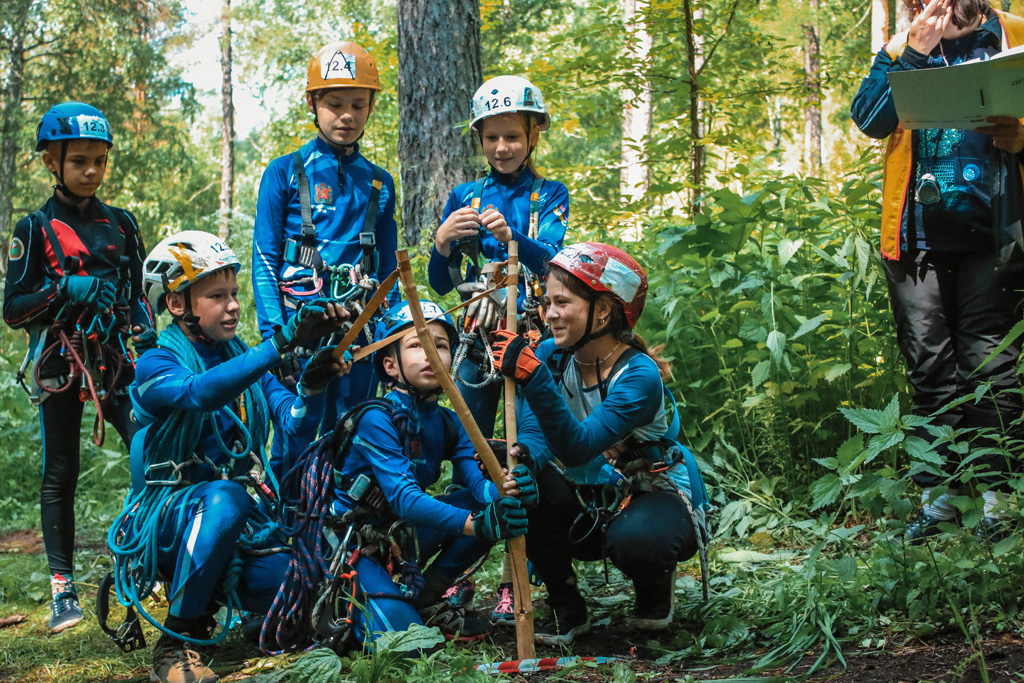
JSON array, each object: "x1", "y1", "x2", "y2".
[{"x1": 333, "y1": 244, "x2": 535, "y2": 658}]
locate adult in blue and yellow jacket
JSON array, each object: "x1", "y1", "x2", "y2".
[
  {"x1": 3, "y1": 102, "x2": 153, "y2": 635},
  {"x1": 109, "y1": 232, "x2": 351, "y2": 683},
  {"x1": 252, "y1": 41, "x2": 398, "y2": 480},
  {"x1": 428, "y1": 76, "x2": 569, "y2": 439},
  {"x1": 851, "y1": 0, "x2": 1024, "y2": 538}
]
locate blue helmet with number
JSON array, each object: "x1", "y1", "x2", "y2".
[
  {"x1": 470, "y1": 76, "x2": 550, "y2": 132},
  {"x1": 36, "y1": 102, "x2": 114, "y2": 151},
  {"x1": 372, "y1": 300, "x2": 458, "y2": 380}
]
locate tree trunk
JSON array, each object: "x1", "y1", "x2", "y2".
[
  {"x1": 620, "y1": 0, "x2": 652, "y2": 240},
  {"x1": 683, "y1": 0, "x2": 704, "y2": 215},
  {"x1": 802, "y1": 0, "x2": 821, "y2": 176},
  {"x1": 871, "y1": 0, "x2": 890, "y2": 50},
  {"x1": 219, "y1": 0, "x2": 234, "y2": 241},
  {"x1": 397, "y1": 0, "x2": 482, "y2": 247},
  {"x1": 0, "y1": 1, "x2": 31, "y2": 275}
]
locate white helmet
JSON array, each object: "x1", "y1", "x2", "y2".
[
  {"x1": 143, "y1": 230, "x2": 241, "y2": 313},
  {"x1": 470, "y1": 76, "x2": 550, "y2": 132}
]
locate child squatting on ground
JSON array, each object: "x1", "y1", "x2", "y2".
[
  {"x1": 107, "y1": 232, "x2": 351, "y2": 683},
  {"x1": 263, "y1": 300, "x2": 535, "y2": 652}
]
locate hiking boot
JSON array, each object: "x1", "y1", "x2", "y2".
[
  {"x1": 534, "y1": 604, "x2": 591, "y2": 646},
  {"x1": 150, "y1": 635, "x2": 218, "y2": 683},
  {"x1": 976, "y1": 517, "x2": 1011, "y2": 545},
  {"x1": 49, "y1": 592, "x2": 83, "y2": 633},
  {"x1": 491, "y1": 582, "x2": 515, "y2": 626},
  {"x1": 420, "y1": 600, "x2": 491, "y2": 642},
  {"x1": 441, "y1": 577, "x2": 475, "y2": 608},
  {"x1": 627, "y1": 582, "x2": 675, "y2": 630},
  {"x1": 900, "y1": 509, "x2": 949, "y2": 545}
]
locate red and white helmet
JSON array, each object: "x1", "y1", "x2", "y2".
[{"x1": 548, "y1": 242, "x2": 648, "y2": 328}]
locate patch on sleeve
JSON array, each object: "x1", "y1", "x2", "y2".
[{"x1": 8, "y1": 237, "x2": 24, "y2": 261}]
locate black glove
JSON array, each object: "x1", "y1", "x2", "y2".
[
  {"x1": 473, "y1": 497, "x2": 528, "y2": 543},
  {"x1": 298, "y1": 347, "x2": 346, "y2": 395},
  {"x1": 272, "y1": 300, "x2": 339, "y2": 353}
]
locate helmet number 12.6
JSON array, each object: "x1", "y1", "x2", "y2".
[{"x1": 486, "y1": 96, "x2": 514, "y2": 111}]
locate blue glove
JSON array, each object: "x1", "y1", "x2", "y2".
[
  {"x1": 400, "y1": 559, "x2": 425, "y2": 601},
  {"x1": 473, "y1": 497, "x2": 528, "y2": 544},
  {"x1": 131, "y1": 325, "x2": 158, "y2": 355},
  {"x1": 59, "y1": 275, "x2": 116, "y2": 310},
  {"x1": 511, "y1": 464, "x2": 539, "y2": 509},
  {"x1": 272, "y1": 301, "x2": 331, "y2": 353}
]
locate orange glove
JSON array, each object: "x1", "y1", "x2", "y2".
[{"x1": 490, "y1": 329, "x2": 542, "y2": 384}]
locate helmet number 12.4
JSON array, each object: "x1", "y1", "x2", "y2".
[{"x1": 321, "y1": 51, "x2": 356, "y2": 80}]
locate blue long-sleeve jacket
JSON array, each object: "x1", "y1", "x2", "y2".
[
  {"x1": 252, "y1": 138, "x2": 398, "y2": 338},
  {"x1": 515, "y1": 340, "x2": 666, "y2": 476},
  {"x1": 131, "y1": 336, "x2": 324, "y2": 485},
  {"x1": 333, "y1": 391, "x2": 498, "y2": 536},
  {"x1": 427, "y1": 169, "x2": 568, "y2": 300}
]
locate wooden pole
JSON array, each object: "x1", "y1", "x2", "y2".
[
  {"x1": 502, "y1": 242, "x2": 535, "y2": 650},
  {"x1": 395, "y1": 250, "x2": 535, "y2": 658}
]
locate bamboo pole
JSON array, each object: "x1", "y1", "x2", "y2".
[
  {"x1": 395, "y1": 250, "x2": 535, "y2": 658},
  {"x1": 502, "y1": 242, "x2": 535, "y2": 651}
]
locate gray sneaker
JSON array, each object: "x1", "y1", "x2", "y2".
[{"x1": 48, "y1": 592, "x2": 83, "y2": 633}]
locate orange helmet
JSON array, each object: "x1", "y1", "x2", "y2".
[{"x1": 306, "y1": 41, "x2": 381, "y2": 94}]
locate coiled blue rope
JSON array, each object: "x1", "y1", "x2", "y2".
[{"x1": 107, "y1": 325, "x2": 276, "y2": 645}]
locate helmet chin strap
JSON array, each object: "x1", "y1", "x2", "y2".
[
  {"x1": 391, "y1": 352, "x2": 443, "y2": 400},
  {"x1": 566, "y1": 298, "x2": 611, "y2": 354},
  {"x1": 52, "y1": 140, "x2": 95, "y2": 204},
  {"x1": 180, "y1": 289, "x2": 214, "y2": 344},
  {"x1": 485, "y1": 118, "x2": 535, "y2": 186},
  {"x1": 312, "y1": 91, "x2": 373, "y2": 157}
]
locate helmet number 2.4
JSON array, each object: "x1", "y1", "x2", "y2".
[{"x1": 485, "y1": 96, "x2": 514, "y2": 111}]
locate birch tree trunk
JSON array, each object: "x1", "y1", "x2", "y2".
[
  {"x1": 219, "y1": 0, "x2": 234, "y2": 241},
  {"x1": 871, "y1": 0, "x2": 890, "y2": 50},
  {"x1": 802, "y1": 0, "x2": 821, "y2": 175},
  {"x1": 397, "y1": 0, "x2": 482, "y2": 247},
  {"x1": 620, "y1": 0, "x2": 652, "y2": 240},
  {"x1": 684, "y1": 0, "x2": 704, "y2": 215},
  {"x1": 0, "y1": 1, "x2": 31, "y2": 274}
]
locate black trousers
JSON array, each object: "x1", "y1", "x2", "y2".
[
  {"x1": 525, "y1": 465, "x2": 697, "y2": 611},
  {"x1": 883, "y1": 249, "x2": 1024, "y2": 487},
  {"x1": 39, "y1": 389, "x2": 134, "y2": 576}
]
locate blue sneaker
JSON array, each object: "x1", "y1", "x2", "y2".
[
  {"x1": 441, "y1": 578, "x2": 475, "y2": 608},
  {"x1": 490, "y1": 582, "x2": 515, "y2": 626},
  {"x1": 49, "y1": 592, "x2": 83, "y2": 633},
  {"x1": 976, "y1": 517, "x2": 1011, "y2": 544},
  {"x1": 901, "y1": 509, "x2": 950, "y2": 545}
]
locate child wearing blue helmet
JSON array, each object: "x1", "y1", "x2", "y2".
[
  {"x1": 268, "y1": 300, "x2": 533, "y2": 649},
  {"x1": 3, "y1": 102, "x2": 154, "y2": 633},
  {"x1": 109, "y1": 231, "x2": 351, "y2": 683}
]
